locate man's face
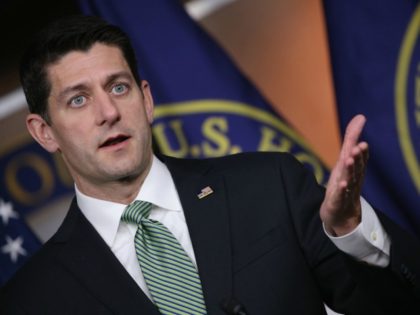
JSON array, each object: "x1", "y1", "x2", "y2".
[{"x1": 34, "y1": 43, "x2": 154, "y2": 193}]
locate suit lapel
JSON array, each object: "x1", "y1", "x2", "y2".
[
  {"x1": 165, "y1": 157, "x2": 233, "y2": 315},
  {"x1": 52, "y1": 200, "x2": 160, "y2": 315}
]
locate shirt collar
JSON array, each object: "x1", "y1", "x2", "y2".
[
  {"x1": 137, "y1": 155, "x2": 182, "y2": 212},
  {"x1": 75, "y1": 155, "x2": 182, "y2": 247}
]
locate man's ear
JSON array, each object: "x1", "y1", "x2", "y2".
[
  {"x1": 141, "y1": 80, "x2": 154, "y2": 124},
  {"x1": 26, "y1": 114, "x2": 59, "y2": 153}
]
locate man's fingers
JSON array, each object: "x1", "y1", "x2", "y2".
[
  {"x1": 344, "y1": 141, "x2": 368, "y2": 197},
  {"x1": 352, "y1": 142, "x2": 368, "y2": 179},
  {"x1": 341, "y1": 114, "x2": 366, "y2": 158}
]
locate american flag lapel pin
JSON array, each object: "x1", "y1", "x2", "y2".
[{"x1": 197, "y1": 186, "x2": 214, "y2": 199}]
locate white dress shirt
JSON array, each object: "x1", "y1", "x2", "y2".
[
  {"x1": 76, "y1": 155, "x2": 196, "y2": 300},
  {"x1": 75, "y1": 155, "x2": 391, "y2": 300}
]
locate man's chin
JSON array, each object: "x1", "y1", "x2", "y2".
[
  {"x1": 99, "y1": 154, "x2": 151, "y2": 183},
  {"x1": 103, "y1": 165, "x2": 143, "y2": 183}
]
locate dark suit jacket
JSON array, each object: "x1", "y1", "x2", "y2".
[{"x1": 1, "y1": 153, "x2": 420, "y2": 315}]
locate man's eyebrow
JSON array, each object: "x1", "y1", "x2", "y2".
[
  {"x1": 56, "y1": 83, "x2": 88, "y2": 102},
  {"x1": 103, "y1": 71, "x2": 134, "y2": 88}
]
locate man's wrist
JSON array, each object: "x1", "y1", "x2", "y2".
[{"x1": 324, "y1": 197, "x2": 390, "y2": 267}]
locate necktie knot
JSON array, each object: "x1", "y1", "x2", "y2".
[{"x1": 121, "y1": 200, "x2": 152, "y2": 225}]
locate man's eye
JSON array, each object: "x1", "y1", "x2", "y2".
[
  {"x1": 112, "y1": 83, "x2": 128, "y2": 95},
  {"x1": 70, "y1": 95, "x2": 86, "y2": 107}
]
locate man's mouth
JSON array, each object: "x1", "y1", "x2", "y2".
[{"x1": 99, "y1": 135, "x2": 130, "y2": 148}]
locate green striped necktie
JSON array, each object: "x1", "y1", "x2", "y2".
[{"x1": 121, "y1": 200, "x2": 207, "y2": 315}]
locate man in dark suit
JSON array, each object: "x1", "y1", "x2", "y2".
[{"x1": 1, "y1": 15, "x2": 419, "y2": 315}]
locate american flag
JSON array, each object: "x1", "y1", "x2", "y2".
[{"x1": 0, "y1": 197, "x2": 41, "y2": 286}]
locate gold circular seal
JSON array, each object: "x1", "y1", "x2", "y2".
[
  {"x1": 154, "y1": 100, "x2": 326, "y2": 183},
  {"x1": 395, "y1": 4, "x2": 420, "y2": 193}
]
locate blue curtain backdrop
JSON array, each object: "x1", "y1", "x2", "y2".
[{"x1": 323, "y1": 0, "x2": 420, "y2": 238}]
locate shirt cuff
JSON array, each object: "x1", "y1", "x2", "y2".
[{"x1": 324, "y1": 197, "x2": 391, "y2": 267}]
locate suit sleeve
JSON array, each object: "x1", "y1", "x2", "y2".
[{"x1": 277, "y1": 153, "x2": 420, "y2": 314}]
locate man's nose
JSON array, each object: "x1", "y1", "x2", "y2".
[{"x1": 95, "y1": 93, "x2": 121, "y2": 126}]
